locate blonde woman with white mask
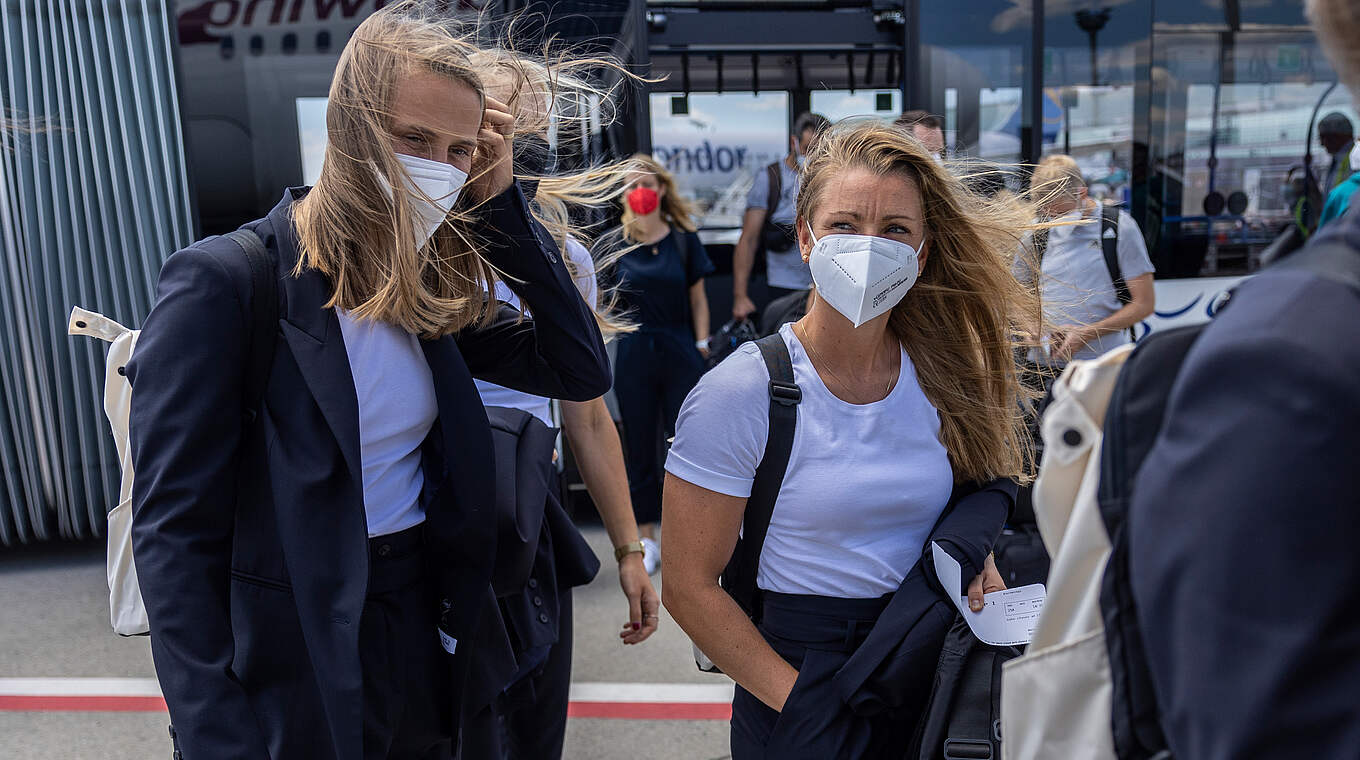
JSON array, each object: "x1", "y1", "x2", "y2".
[
  {"x1": 126, "y1": 4, "x2": 618, "y2": 758},
  {"x1": 662, "y1": 122, "x2": 1041, "y2": 758}
]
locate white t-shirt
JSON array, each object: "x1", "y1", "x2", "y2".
[
  {"x1": 474, "y1": 236, "x2": 599, "y2": 424},
  {"x1": 665, "y1": 323, "x2": 955, "y2": 598},
  {"x1": 1018, "y1": 202, "x2": 1155, "y2": 362},
  {"x1": 745, "y1": 161, "x2": 813, "y2": 291},
  {"x1": 336, "y1": 309, "x2": 438, "y2": 538}
]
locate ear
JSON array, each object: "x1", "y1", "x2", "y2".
[
  {"x1": 916, "y1": 239, "x2": 929, "y2": 275},
  {"x1": 797, "y1": 217, "x2": 815, "y2": 263}
]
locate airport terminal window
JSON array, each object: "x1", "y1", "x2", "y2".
[
  {"x1": 810, "y1": 90, "x2": 901, "y2": 124},
  {"x1": 1039, "y1": 1, "x2": 1147, "y2": 209},
  {"x1": 1148, "y1": 28, "x2": 1355, "y2": 276},
  {"x1": 918, "y1": 0, "x2": 1031, "y2": 164},
  {"x1": 649, "y1": 91, "x2": 789, "y2": 230}
]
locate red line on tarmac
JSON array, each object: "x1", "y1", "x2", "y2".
[
  {"x1": 0, "y1": 695, "x2": 731, "y2": 720},
  {"x1": 0, "y1": 695, "x2": 168, "y2": 713}
]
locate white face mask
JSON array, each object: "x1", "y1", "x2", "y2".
[
  {"x1": 384, "y1": 152, "x2": 469, "y2": 249},
  {"x1": 806, "y1": 222, "x2": 920, "y2": 327}
]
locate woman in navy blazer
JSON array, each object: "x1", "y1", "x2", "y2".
[{"x1": 126, "y1": 7, "x2": 610, "y2": 759}]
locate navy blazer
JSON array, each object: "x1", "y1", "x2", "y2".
[
  {"x1": 1128, "y1": 215, "x2": 1360, "y2": 759},
  {"x1": 127, "y1": 185, "x2": 610, "y2": 760}
]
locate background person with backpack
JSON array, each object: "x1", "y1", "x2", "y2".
[
  {"x1": 1021, "y1": 154, "x2": 1155, "y2": 364},
  {"x1": 1125, "y1": 0, "x2": 1360, "y2": 755},
  {"x1": 600, "y1": 155, "x2": 715, "y2": 574},
  {"x1": 125, "y1": 7, "x2": 615, "y2": 758},
  {"x1": 731, "y1": 112, "x2": 831, "y2": 322},
  {"x1": 660, "y1": 122, "x2": 1038, "y2": 758}
]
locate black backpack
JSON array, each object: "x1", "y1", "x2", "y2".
[
  {"x1": 909, "y1": 616, "x2": 1021, "y2": 760},
  {"x1": 1096, "y1": 233, "x2": 1360, "y2": 759}
]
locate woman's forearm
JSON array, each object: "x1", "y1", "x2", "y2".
[
  {"x1": 561, "y1": 397, "x2": 639, "y2": 548},
  {"x1": 665, "y1": 579, "x2": 799, "y2": 711},
  {"x1": 690, "y1": 281, "x2": 711, "y2": 343}
]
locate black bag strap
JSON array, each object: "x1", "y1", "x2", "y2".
[
  {"x1": 722, "y1": 333, "x2": 800, "y2": 619},
  {"x1": 766, "y1": 162, "x2": 783, "y2": 219},
  {"x1": 1101, "y1": 204, "x2": 1130, "y2": 305},
  {"x1": 222, "y1": 228, "x2": 278, "y2": 424}
]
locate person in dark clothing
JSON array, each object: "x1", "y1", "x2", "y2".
[
  {"x1": 127, "y1": 7, "x2": 612, "y2": 759},
  {"x1": 605, "y1": 154, "x2": 714, "y2": 573},
  {"x1": 1128, "y1": 2, "x2": 1360, "y2": 756}
]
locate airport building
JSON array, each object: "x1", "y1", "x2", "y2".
[{"x1": 2, "y1": 0, "x2": 1354, "y2": 542}]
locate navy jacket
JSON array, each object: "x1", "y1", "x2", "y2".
[
  {"x1": 1128, "y1": 213, "x2": 1360, "y2": 759},
  {"x1": 127, "y1": 185, "x2": 610, "y2": 760}
]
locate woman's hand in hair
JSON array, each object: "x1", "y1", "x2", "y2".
[
  {"x1": 467, "y1": 96, "x2": 516, "y2": 204},
  {"x1": 967, "y1": 554, "x2": 1006, "y2": 612}
]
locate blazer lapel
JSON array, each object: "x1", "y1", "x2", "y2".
[{"x1": 270, "y1": 199, "x2": 362, "y2": 489}]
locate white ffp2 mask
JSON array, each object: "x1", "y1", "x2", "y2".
[
  {"x1": 806, "y1": 223, "x2": 920, "y2": 327},
  {"x1": 386, "y1": 152, "x2": 468, "y2": 249}
]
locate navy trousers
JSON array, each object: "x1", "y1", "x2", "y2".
[
  {"x1": 612, "y1": 330, "x2": 705, "y2": 525},
  {"x1": 360, "y1": 525, "x2": 453, "y2": 760},
  {"x1": 731, "y1": 593, "x2": 914, "y2": 760}
]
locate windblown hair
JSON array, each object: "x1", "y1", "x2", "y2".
[
  {"x1": 795, "y1": 122, "x2": 1044, "y2": 483},
  {"x1": 1029, "y1": 154, "x2": 1086, "y2": 205},
  {"x1": 1311, "y1": 0, "x2": 1360, "y2": 94},
  {"x1": 468, "y1": 44, "x2": 643, "y2": 338},
  {"x1": 292, "y1": 0, "x2": 639, "y2": 339},
  {"x1": 620, "y1": 154, "x2": 699, "y2": 240}
]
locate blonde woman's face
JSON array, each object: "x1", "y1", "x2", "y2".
[
  {"x1": 388, "y1": 69, "x2": 481, "y2": 175},
  {"x1": 799, "y1": 166, "x2": 928, "y2": 273}
]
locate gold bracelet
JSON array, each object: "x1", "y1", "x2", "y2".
[{"x1": 614, "y1": 540, "x2": 645, "y2": 563}]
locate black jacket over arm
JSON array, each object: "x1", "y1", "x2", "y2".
[
  {"x1": 834, "y1": 478, "x2": 1015, "y2": 717},
  {"x1": 127, "y1": 184, "x2": 609, "y2": 760},
  {"x1": 1128, "y1": 218, "x2": 1360, "y2": 760}
]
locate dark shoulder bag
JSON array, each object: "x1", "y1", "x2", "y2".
[
  {"x1": 695, "y1": 333, "x2": 801, "y2": 671},
  {"x1": 758, "y1": 162, "x2": 798, "y2": 255}
]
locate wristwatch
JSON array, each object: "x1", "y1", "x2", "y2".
[{"x1": 614, "y1": 540, "x2": 646, "y2": 562}]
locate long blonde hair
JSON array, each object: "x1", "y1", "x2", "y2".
[
  {"x1": 796, "y1": 122, "x2": 1042, "y2": 483},
  {"x1": 291, "y1": 1, "x2": 640, "y2": 339}
]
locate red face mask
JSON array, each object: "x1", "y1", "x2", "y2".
[{"x1": 626, "y1": 186, "x2": 660, "y2": 216}]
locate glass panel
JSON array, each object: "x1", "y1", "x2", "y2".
[
  {"x1": 297, "y1": 97, "x2": 329, "y2": 186},
  {"x1": 810, "y1": 89, "x2": 901, "y2": 123},
  {"x1": 918, "y1": 0, "x2": 1032, "y2": 163},
  {"x1": 649, "y1": 91, "x2": 789, "y2": 231},
  {"x1": 1148, "y1": 29, "x2": 1355, "y2": 277}
]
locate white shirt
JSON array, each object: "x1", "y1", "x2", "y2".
[
  {"x1": 474, "y1": 237, "x2": 599, "y2": 424},
  {"x1": 336, "y1": 310, "x2": 438, "y2": 537},
  {"x1": 1018, "y1": 202, "x2": 1155, "y2": 362},
  {"x1": 665, "y1": 323, "x2": 955, "y2": 598}
]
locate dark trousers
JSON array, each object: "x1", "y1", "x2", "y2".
[
  {"x1": 461, "y1": 592, "x2": 575, "y2": 760},
  {"x1": 731, "y1": 592, "x2": 911, "y2": 760},
  {"x1": 613, "y1": 330, "x2": 705, "y2": 525},
  {"x1": 361, "y1": 525, "x2": 453, "y2": 760}
]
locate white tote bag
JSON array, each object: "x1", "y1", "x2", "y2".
[
  {"x1": 1000, "y1": 344, "x2": 1133, "y2": 760},
  {"x1": 69, "y1": 306, "x2": 149, "y2": 637}
]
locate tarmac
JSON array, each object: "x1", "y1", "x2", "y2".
[{"x1": 0, "y1": 525, "x2": 733, "y2": 760}]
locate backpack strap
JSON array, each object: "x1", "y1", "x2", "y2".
[
  {"x1": 1100, "y1": 204, "x2": 1139, "y2": 343},
  {"x1": 766, "y1": 162, "x2": 783, "y2": 220},
  {"x1": 221, "y1": 228, "x2": 278, "y2": 424},
  {"x1": 722, "y1": 333, "x2": 800, "y2": 620},
  {"x1": 1101, "y1": 204, "x2": 1130, "y2": 305}
]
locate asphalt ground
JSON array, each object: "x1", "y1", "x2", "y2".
[{"x1": 0, "y1": 526, "x2": 733, "y2": 760}]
